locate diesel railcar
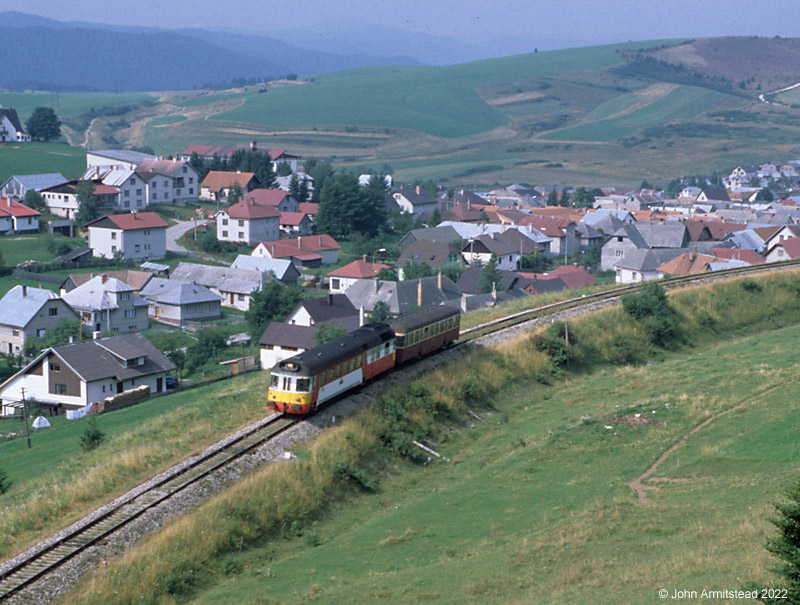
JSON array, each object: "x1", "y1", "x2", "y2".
[{"x1": 267, "y1": 306, "x2": 461, "y2": 415}]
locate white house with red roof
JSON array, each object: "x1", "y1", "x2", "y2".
[
  {"x1": 216, "y1": 198, "x2": 280, "y2": 245},
  {"x1": 765, "y1": 237, "x2": 800, "y2": 263},
  {"x1": 252, "y1": 234, "x2": 340, "y2": 267},
  {"x1": 200, "y1": 171, "x2": 259, "y2": 202},
  {"x1": 0, "y1": 198, "x2": 40, "y2": 233},
  {"x1": 136, "y1": 158, "x2": 200, "y2": 206},
  {"x1": 85, "y1": 212, "x2": 168, "y2": 260},
  {"x1": 41, "y1": 181, "x2": 120, "y2": 219},
  {"x1": 279, "y1": 212, "x2": 314, "y2": 236},
  {"x1": 327, "y1": 258, "x2": 389, "y2": 293}
]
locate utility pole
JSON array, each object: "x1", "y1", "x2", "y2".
[{"x1": 21, "y1": 388, "x2": 31, "y2": 449}]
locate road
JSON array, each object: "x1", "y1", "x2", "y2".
[{"x1": 166, "y1": 219, "x2": 218, "y2": 262}]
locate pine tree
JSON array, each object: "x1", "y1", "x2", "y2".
[
  {"x1": 0, "y1": 467, "x2": 11, "y2": 495},
  {"x1": 80, "y1": 415, "x2": 105, "y2": 452},
  {"x1": 478, "y1": 253, "x2": 501, "y2": 294},
  {"x1": 760, "y1": 481, "x2": 800, "y2": 603}
]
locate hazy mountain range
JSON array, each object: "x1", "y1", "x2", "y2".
[{"x1": 0, "y1": 11, "x2": 566, "y2": 92}]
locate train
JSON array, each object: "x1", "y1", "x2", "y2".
[{"x1": 267, "y1": 305, "x2": 461, "y2": 414}]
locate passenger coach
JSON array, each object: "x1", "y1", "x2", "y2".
[{"x1": 389, "y1": 305, "x2": 460, "y2": 365}]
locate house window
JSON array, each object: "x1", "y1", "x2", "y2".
[
  {"x1": 222, "y1": 219, "x2": 228, "y2": 225},
  {"x1": 617, "y1": 236, "x2": 623, "y2": 242},
  {"x1": 153, "y1": 193, "x2": 158, "y2": 200},
  {"x1": 49, "y1": 308, "x2": 58, "y2": 316},
  {"x1": 129, "y1": 325, "x2": 137, "y2": 330},
  {"x1": 238, "y1": 220, "x2": 244, "y2": 227},
  {"x1": 238, "y1": 232, "x2": 244, "y2": 239},
  {"x1": 120, "y1": 292, "x2": 130, "y2": 300},
  {"x1": 54, "y1": 384, "x2": 67, "y2": 394},
  {"x1": 111, "y1": 245, "x2": 117, "y2": 253},
  {"x1": 136, "y1": 189, "x2": 142, "y2": 195},
  {"x1": 189, "y1": 178, "x2": 193, "y2": 184},
  {"x1": 616, "y1": 250, "x2": 623, "y2": 257},
  {"x1": 222, "y1": 231, "x2": 228, "y2": 237},
  {"x1": 124, "y1": 190, "x2": 129, "y2": 197},
  {"x1": 12, "y1": 329, "x2": 19, "y2": 337},
  {"x1": 779, "y1": 249, "x2": 784, "y2": 257},
  {"x1": 331, "y1": 278, "x2": 340, "y2": 289},
  {"x1": 152, "y1": 181, "x2": 157, "y2": 188},
  {"x1": 130, "y1": 177, "x2": 136, "y2": 184},
  {"x1": 125, "y1": 309, "x2": 136, "y2": 318},
  {"x1": 189, "y1": 188, "x2": 194, "y2": 194},
  {"x1": 50, "y1": 363, "x2": 60, "y2": 371},
  {"x1": 238, "y1": 294, "x2": 245, "y2": 301},
  {"x1": 124, "y1": 201, "x2": 130, "y2": 208},
  {"x1": 176, "y1": 189, "x2": 181, "y2": 195},
  {"x1": 145, "y1": 244, "x2": 151, "y2": 250},
  {"x1": 111, "y1": 232, "x2": 117, "y2": 239},
  {"x1": 182, "y1": 166, "x2": 187, "y2": 173},
  {"x1": 135, "y1": 244, "x2": 141, "y2": 252},
  {"x1": 37, "y1": 328, "x2": 46, "y2": 337}
]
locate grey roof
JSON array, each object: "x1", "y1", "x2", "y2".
[
  {"x1": 633, "y1": 222, "x2": 688, "y2": 248},
  {"x1": 723, "y1": 229, "x2": 768, "y2": 250},
  {"x1": 140, "y1": 278, "x2": 222, "y2": 305},
  {"x1": 457, "y1": 288, "x2": 532, "y2": 311},
  {"x1": 62, "y1": 276, "x2": 147, "y2": 311},
  {"x1": 439, "y1": 221, "x2": 551, "y2": 244},
  {"x1": 345, "y1": 275, "x2": 461, "y2": 315},
  {"x1": 582, "y1": 209, "x2": 632, "y2": 228},
  {"x1": 54, "y1": 247, "x2": 91, "y2": 263},
  {"x1": 170, "y1": 262, "x2": 263, "y2": 290},
  {"x1": 231, "y1": 255, "x2": 297, "y2": 280},
  {"x1": 140, "y1": 261, "x2": 170, "y2": 272},
  {"x1": 0, "y1": 286, "x2": 66, "y2": 328},
  {"x1": 296, "y1": 294, "x2": 358, "y2": 324},
  {"x1": 90, "y1": 150, "x2": 156, "y2": 165},
  {"x1": 456, "y1": 268, "x2": 528, "y2": 294},
  {"x1": 398, "y1": 225, "x2": 463, "y2": 249},
  {"x1": 259, "y1": 322, "x2": 317, "y2": 348},
  {"x1": 100, "y1": 168, "x2": 137, "y2": 187},
  {"x1": 3, "y1": 173, "x2": 67, "y2": 191},
  {"x1": 614, "y1": 249, "x2": 685, "y2": 272},
  {"x1": 50, "y1": 332, "x2": 174, "y2": 382}
]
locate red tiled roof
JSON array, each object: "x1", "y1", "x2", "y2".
[
  {"x1": 279, "y1": 212, "x2": 312, "y2": 226},
  {"x1": 86, "y1": 211, "x2": 167, "y2": 231},
  {"x1": 94, "y1": 184, "x2": 120, "y2": 195},
  {"x1": 0, "y1": 198, "x2": 40, "y2": 217},
  {"x1": 180, "y1": 144, "x2": 240, "y2": 159},
  {"x1": 244, "y1": 189, "x2": 291, "y2": 206},
  {"x1": 223, "y1": 199, "x2": 280, "y2": 219},
  {"x1": 257, "y1": 234, "x2": 340, "y2": 253},
  {"x1": 201, "y1": 171, "x2": 257, "y2": 191},
  {"x1": 298, "y1": 202, "x2": 319, "y2": 215},
  {"x1": 711, "y1": 247, "x2": 764, "y2": 265},
  {"x1": 328, "y1": 260, "x2": 389, "y2": 279},
  {"x1": 769, "y1": 237, "x2": 800, "y2": 259}
]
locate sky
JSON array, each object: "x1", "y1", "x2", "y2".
[{"x1": 4, "y1": 0, "x2": 800, "y2": 50}]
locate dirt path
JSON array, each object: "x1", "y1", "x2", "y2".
[{"x1": 626, "y1": 381, "x2": 792, "y2": 504}]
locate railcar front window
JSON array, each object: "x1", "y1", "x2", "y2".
[
  {"x1": 395, "y1": 335, "x2": 405, "y2": 347},
  {"x1": 270, "y1": 374, "x2": 279, "y2": 388},
  {"x1": 282, "y1": 376, "x2": 292, "y2": 390},
  {"x1": 296, "y1": 378, "x2": 311, "y2": 392}
]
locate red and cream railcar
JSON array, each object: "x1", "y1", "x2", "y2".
[
  {"x1": 389, "y1": 305, "x2": 460, "y2": 365},
  {"x1": 267, "y1": 323, "x2": 395, "y2": 414}
]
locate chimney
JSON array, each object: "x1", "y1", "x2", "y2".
[
  {"x1": 359, "y1": 306, "x2": 365, "y2": 326},
  {"x1": 298, "y1": 236, "x2": 302, "y2": 249},
  {"x1": 101, "y1": 274, "x2": 108, "y2": 284},
  {"x1": 416, "y1": 186, "x2": 421, "y2": 195},
  {"x1": 362, "y1": 254, "x2": 367, "y2": 262},
  {"x1": 437, "y1": 271, "x2": 442, "y2": 289},
  {"x1": 250, "y1": 141, "x2": 257, "y2": 151},
  {"x1": 467, "y1": 199, "x2": 471, "y2": 210},
  {"x1": 69, "y1": 335, "x2": 74, "y2": 344},
  {"x1": 22, "y1": 285, "x2": 27, "y2": 297},
  {"x1": 417, "y1": 280, "x2": 423, "y2": 307},
  {"x1": 491, "y1": 282, "x2": 497, "y2": 300},
  {"x1": 461, "y1": 292, "x2": 468, "y2": 312}
]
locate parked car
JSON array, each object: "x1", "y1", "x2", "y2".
[{"x1": 165, "y1": 376, "x2": 179, "y2": 389}]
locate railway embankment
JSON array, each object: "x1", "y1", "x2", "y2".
[{"x1": 61, "y1": 269, "x2": 800, "y2": 603}]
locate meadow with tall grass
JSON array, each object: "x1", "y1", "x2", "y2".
[{"x1": 61, "y1": 270, "x2": 800, "y2": 603}]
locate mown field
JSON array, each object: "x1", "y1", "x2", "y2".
[
  {"x1": 0, "y1": 142, "x2": 85, "y2": 183},
  {"x1": 61, "y1": 270, "x2": 800, "y2": 604}
]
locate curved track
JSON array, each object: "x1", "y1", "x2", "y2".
[
  {"x1": 2, "y1": 258, "x2": 800, "y2": 601},
  {"x1": 0, "y1": 414, "x2": 297, "y2": 601}
]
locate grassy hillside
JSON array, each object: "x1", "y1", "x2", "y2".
[
  {"x1": 0, "y1": 142, "x2": 86, "y2": 183},
  {"x1": 64, "y1": 270, "x2": 800, "y2": 603}
]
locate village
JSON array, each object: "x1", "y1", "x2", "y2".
[{"x1": 1, "y1": 104, "x2": 800, "y2": 418}]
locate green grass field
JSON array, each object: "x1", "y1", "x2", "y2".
[
  {"x1": 189, "y1": 322, "x2": 799, "y2": 604},
  {"x1": 0, "y1": 233, "x2": 86, "y2": 267},
  {"x1": 0, "y1": 92, "x2": 154, "y2": 119},
  {"x1": 0, "y1": 142, "x2": 86, "y2": 182}
]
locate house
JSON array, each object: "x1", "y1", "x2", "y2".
[
  {"x1": 0, "y1": 333, "x2": 175, "y2": 416},
  {"x1": 136, "y1": 158, "x2": 200, "y2": 206},
  {"x1": 0, "y1": 106, "x2": 30, "y2": 142},
  {"x1": 0, "y1": 286, "x2": 80, "y2": 356},
  {"x1": 216, "y1": 198, "x2": 280, "y2": 246},
  {"x1": 85, "y1": 212, "x2": 168, "y2": 260},
  {"x1": 344, "y1": 274, "x2": 461, "y2": 316},
  {"x1": 461, "y1": 233, "x2": 520, "y2": 270},
  {"x1": 284, "y1": 293, "x2": 360, "y2": 329},
  {"x1": 517, "y1": 215, "x2": 578, "y2": 257},
  {"x1": 200, "y1": 171, "x2": 259, "y2": 202},
  {"x1": 62, "y1": 275, "x2": 150, "y2": 334},
  {"x1": 169, "y1": 262, "x2": 265, "y2": 311},
  {"x1": 328, "y1": 259, "x2": 390, "y2": 294},
  {"x1": 396, "y1": 241, "x2": 460, "y2": 279},
  {"x1": 613, "y1": 249, "x2": 685, "y2": 284},
  {"x1": 441, "y1": 201, "x2": 486, "y2": 223},
  {"x1": 763, "y1": 224, "x2": 800, "y2": 251},
  {"x1": 94, "y1": 168, "x2": 146, "y2": 211},
  {"x1": 456, "y1": 267, "x2": 532, "y2": 295},
  {"x1": 437, "y1": 221, "x2": 552, "y2": 253},
  {"x1": 275, "y1": 173, "x2": 314, "y2": 197},
  {"x1": 259, "y1": 322, "x2": 317, "y2": 371},
  {"x1": 1, "y1": 173, "x2": 67, "y2": 200},
  {"x1": 61, "y1": 270, "x2": 154, "y2": 295},
  {"x1": 0, "y1": 198, "x2": 40, "y2": 233},
  {"x1": 600, "y1": 222, "x2": 689, "y2": 272},
  {"x1": 656, "y1": 252, "x2": 747, "y2": 276},
  {"x1": 178, "y1": 143, "x2": 301, "y2": 173},
  {"x1": 230, "y1": 254, "x2": 300, "y2": 285},
  {"x1": 41, "y1": 181, "x2": 120, "y2": 219},
  {"x1": 391, "y1": 186, "x2": 439, "y2": 216},
  {"x1": 86, "y1": 149, "x2": 155, "y2": 171},
  {"x1": 710, "y1": 246, "x2": 764, "y2": 265},
  {"x1": 251, "y1": 235, "x2": 340, "y2": 267},
  {"x1": 536, "y1": 265, "x2": 599, "y2": 290},
  {"x1": 765, "y1": 237, "x2": 800, "y2": 263},
  {"x1": 242, "y1": 190, "x2": 299, "y2": 213},
  {"x1": 279, "y1": 212, "x2": 314, "y2": 237},
  {"x1": 397, "y1": 225, "x2": 464, "y2": 250},
  {"x1": 139, "y1": 278, "x2": 223, "y2": 325}
]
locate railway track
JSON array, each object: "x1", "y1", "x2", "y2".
[
  {"x1": 0, "y1": 414, "x2": 298, "y2": 602},
  {"x1": 3, "y1": 257, "x2": 800, "y2": 601}
]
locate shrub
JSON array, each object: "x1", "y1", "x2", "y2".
[
  {"x1": 622, "y1": 282, "x2": 681, "y2": 348},
  {"x1": 377, "y1": 382, "x2": 438, "y2": 461},
  {"x1": 532, "y1": 321, "x2": 577, "y2": 368},
  {"x1": 80, "y1": 416, "x2": 105, "y2": 452},
  {"x1": 0, "y1": 468, "x2": 11, "y2": 495}
]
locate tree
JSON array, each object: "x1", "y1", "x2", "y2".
[
  {"x1": 317, "y1": 171, "x2": 386, "y2": 239},
  {"x1": 297, "y1": 177, "x2": 310, "y2": 203},
  {"x1": 402, "y1": 261, "x2": 436, "y2": 280},
  {"x1": 429, "y1": 207, "x2": 442, "y2": 226},
  {"x1": 571, "y1": 187, "x2": 595, "y2": 208},
  {"x1": 547, "y1": 190, "x2": 559, "y2": 206},
  {"x1": 478, "y1": 253, "x2": 501, "y2": 294},
  {"x1": 377, "y1": 267, "x2": 398, "y2": 281},
  {"x1": 756, "y1": 187, "x2": 775, "y2": 202},
  {"x1": 245, "y1": 282, "x2": 303, "y2": 341},
  {"x1": 185, "y1": 328, "x2": 227, "y2": 373},
  {"x1": 167, "y1": 349, "x2": 186, "y2": 385},
  {"x1": 520, "y1": 252, "x2": 549, "y2": 271},
  {"x1": 276, "y1": 161, "x2": 293, "y2": 177},
  {"x1": 75, "y1": 181, "x2": 101, "y2": 225},
  {"x1": 26, "y1": 107, "x2": 61, "y2": 141},
  {"x1": 304, "y1": 158, "x2": 334, "y2": 202},
  {"x1": 759, "y1": 480, "x2": 800, "y2": 603},
  {"x1": 314, "y1": 322, "x2": 347, "y2": 346},
  {"x1": 0, "y1": 468, "x2": 11, "y2": 495},
  {"x1": 80, "y1": 416, "x2": 105, "y2": 452},
  {"x1": 24, "y1": 190, "x2": 46, "y2": 212},
  {"x1": 227, "y1": 182, "x2": 243, "y2": 205},
  {"x1": 368, "y1": 301, "x2": 391, "y2": 324}
]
